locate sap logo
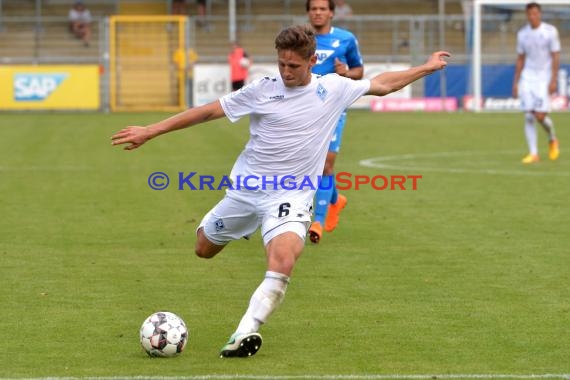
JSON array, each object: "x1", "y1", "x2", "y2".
[
  {"x1": 14, "y1": 73, "x2": 68, "y2": 101},
  {"x1": 315, "y1": 49, "x2": 334, "y2": 65}
]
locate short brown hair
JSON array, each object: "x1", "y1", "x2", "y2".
[
  {"x1": 526, "y1": 2, "x2": 541, "y2": 11},
  {"x1": 305, "y1": 0, "x2": 335, "y2": 12},
  {"x1": 274, "y1": 25, "x2": 317, "y2": 60}
]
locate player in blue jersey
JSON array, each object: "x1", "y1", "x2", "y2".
[{"x1": 306, "y1": 0, "x2": 364, "y2": 244}]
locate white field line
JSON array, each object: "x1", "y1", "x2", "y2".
[
  {"x1": 359, "y1": 151, "x2": 570, "y2": 177},
  {"x1": 2, "y1": 375, "x2": 570, "y2": 380},
  {"x1": 0, "y1": 166, "x2": 91, "y2": 172}
]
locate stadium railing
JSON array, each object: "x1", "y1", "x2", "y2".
[
  {"x1": 3, "y1": 12, "x2": 569, "y2": 65},
  {"x1": 0, "y1": 17, "x2": 105, "y2": 64},
  {"x1": 1, "y1": 8, "x2": 570, "y2": 111}
]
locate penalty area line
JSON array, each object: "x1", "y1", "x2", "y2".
[{"x1": 359, "y1": 150, "x2": 570, "y2": 177}]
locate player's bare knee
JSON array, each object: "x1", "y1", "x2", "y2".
[
  {"x1": 267, "y1": 246, "x2": 301, "y2": 275},
  {"x1": 535, "y1": 114, "x2": 546, "y2": 123},
  {"x1": 194, "y1": 243, "x2": 224, "y2": 259},
  {"x1": 194, "y1": 244, "x2": 213, "y2": 259},
  {"x1": 194, "y1": 228, "x2": 222, "y2": 258},
  {"x1": 268, "y1": 257, "x2": 295, "y2": 275},
  {"x1": 193, "y1": 238, "x2": 208, "y2": 257}
]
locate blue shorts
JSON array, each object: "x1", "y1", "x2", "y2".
[{"x1": 328, "y1": 111, "x2": 347, "y2": 153}]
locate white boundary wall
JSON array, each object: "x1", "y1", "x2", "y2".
[{"x1": 192, "y1": 63, "x2": 411, "y2": 108}]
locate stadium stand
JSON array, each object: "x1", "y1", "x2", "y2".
[
  {"x1": 118, "y1": 1, "x2": 167, "y2": 14},
  {"x1": 0, "y1": 0, "x2": 116, "y2": 63},
  {"x1": 0, "y1": 1, "x2": 458, "y2": 63},
  {"x1": 187, "y1": 0, "x2": 455, "y2": 61},
  {"x1": 1, "y1": 1, "x2": 568, "y2": 65}
]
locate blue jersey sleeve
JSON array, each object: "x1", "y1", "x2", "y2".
[{"x1": 345, "y1": 36, "x2": 363, "y2": 69}]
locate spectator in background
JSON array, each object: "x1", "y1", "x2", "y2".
[
  {"x1": 176, "y1": 0, "x2": 207, "y2": 28},
  {"x1": 172, "y1": 0, "x2": 188, "y2": 15},
  {"x1": 334, "y1": 0, "x2": 353, "y2": 23},
  {"x1": 196, "y1": 0, "x2": 207, "y2": 27},
  {"x1": 69, "y1": 1, "x2": 92, "y2": 47},
  {"x1": 228, "y1": 41, "x2": 251, "y2": 91}
]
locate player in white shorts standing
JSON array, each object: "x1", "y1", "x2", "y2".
[
  {"x1": 111, "y1": 25, "x2": 449, "y2": 358},
  {"x1": 513, "y1": 2, "x2": 560, "y2": 164}
]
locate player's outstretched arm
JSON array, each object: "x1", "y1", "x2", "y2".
[
  {"x1": 111, "y1": 100, "x2": 226, "y2": 150},
  {"x1": 367, "y1": 51, "x2": 450, "y2": 96}
]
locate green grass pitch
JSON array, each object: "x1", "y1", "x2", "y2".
[{"x1": 0, "y1": 110, "x2": 569, "y2": 379}]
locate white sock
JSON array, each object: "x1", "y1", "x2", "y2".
[
  {"x1": 539, "y1": 116, "x2": 556, "y2": 141},
  {"x1": 234, "y1": 271, "x2": 290, "y2": 335},
  {"x1": 524, "y1": 112, "x2": 538, "y2": 155}
]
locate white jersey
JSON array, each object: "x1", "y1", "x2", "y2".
[
  {"x1": 219, "y1": 74, "x2": 370, "y2": 192},
  {"x1": 69, "y1": 9, "x2": 92, "y2": 23},
  {"x1": 516, "y1": 22, "x2": 560, "y2": 82}
]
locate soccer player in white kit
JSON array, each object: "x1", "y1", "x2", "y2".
[
  {"x1": 513, "y1": 2, "x2": 560, "y2": 164},
  {"x1": 111, "y1": 25, "x2": 449, "y2": 358}
]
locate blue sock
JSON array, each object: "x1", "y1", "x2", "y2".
[
  {"x1": 330, "y1": 179, "x2": 338, "y2": 205},
  {"x1": 314, "y1": 174, "x2": 334, "y2": 225}
]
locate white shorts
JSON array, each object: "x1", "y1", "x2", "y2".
[
  {"x1": 519, "y1": 80, "x2": 550, "y2": 113},
  {"x1": 198, "y1": 190, "x2": 313, "y2": 246}
]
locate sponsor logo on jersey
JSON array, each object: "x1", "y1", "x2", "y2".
[{"x1": 315, "y1": 49, "x2": 334, "y2": 65}]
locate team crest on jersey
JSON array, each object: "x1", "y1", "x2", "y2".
[
  {"x1": 316, "y1": 83, "x2": 328, "y2": 101},
  {"x1": 332, "y1": 40, "x2": 340, "y2": 48},
  {"x1": 214, "y1": 218, "x2": 225, "y2": 232}
]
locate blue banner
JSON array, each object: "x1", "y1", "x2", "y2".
[{"x1": 425, "y1": 64, "x2": 570, "y2": 104}]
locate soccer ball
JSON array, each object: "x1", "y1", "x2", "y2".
[
  {"x1": 139, "y1": 311, "x2": 189, "y2": 357},
  {"x1": 239, "y1": 57, "x2": 250, "y2": 68}
]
